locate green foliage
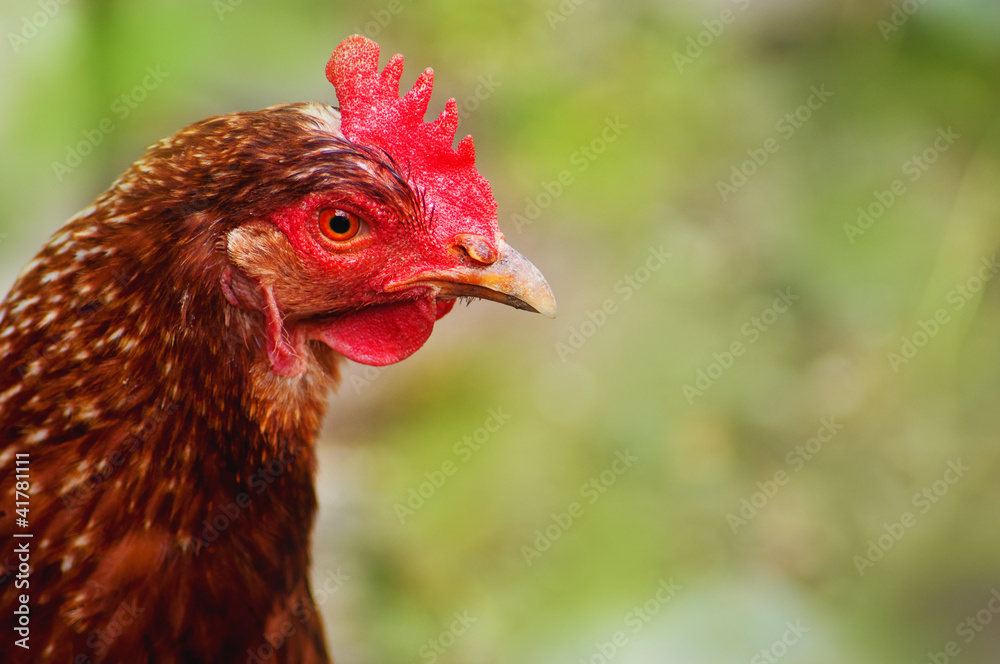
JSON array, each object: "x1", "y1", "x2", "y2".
[{"x1": 4, "y1": 1, "x2": 1000, "y2": 662}]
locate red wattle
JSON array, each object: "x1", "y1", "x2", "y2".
[
  {"x1": 317, "y1": 298, "x2": 444, "y2": 366},
  {"x1": 435, "y1": 299, "x2": 455, "y2": 320}
]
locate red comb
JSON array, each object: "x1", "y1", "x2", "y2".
[{"x1": 326, "y1": 35, "x2": 498, "y2": 241}]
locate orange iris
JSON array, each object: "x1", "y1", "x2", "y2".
[{"x1": 319, "y1": 208, "x2": 363, "y2": 242}]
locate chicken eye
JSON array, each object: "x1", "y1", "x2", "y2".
[{"x1": 319, "y1": 208, "x2": 364, "y2": 242}]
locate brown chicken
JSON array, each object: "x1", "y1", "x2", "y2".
[{"x1": 0, "y1": 35, "x2": 554, "y2": 662}]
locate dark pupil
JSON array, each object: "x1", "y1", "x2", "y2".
[{"x1": 329, "y1": 214, "x2": 352, "y2": 235}]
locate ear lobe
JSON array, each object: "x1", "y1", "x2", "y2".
[
  {"x1": 226, "y1": 223, "x2": 302, "y2": 283},
  {"x1": 224, "y1": 225, "x2": 310, "y2": 377}
]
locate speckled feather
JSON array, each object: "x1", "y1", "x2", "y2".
[
  {"x1": 0, "y1": 33, "x2": 522, "y2": 662},
  {"x1": 0, "y1": 102, "x2": 372, "y2": 662}
]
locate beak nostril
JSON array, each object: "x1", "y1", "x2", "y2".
[{"x1": 451, "y1": 233, "x2": 498, "y2": 266}]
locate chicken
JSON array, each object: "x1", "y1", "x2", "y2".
[{"x1": 0, "y1": 34, "x2": 554, "y2": 663}]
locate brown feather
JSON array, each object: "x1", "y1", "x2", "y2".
[{"x1": 0, "y1": 102, "x2": 376, "y2": 663}]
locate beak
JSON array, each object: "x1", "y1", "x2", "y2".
[{"x1": 393, "y1": 239, "x2": 557, "y2": 318}]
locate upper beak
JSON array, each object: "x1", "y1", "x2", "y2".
[{"x1": 392, "y1": 239, "x2": 557, "y2": 318}]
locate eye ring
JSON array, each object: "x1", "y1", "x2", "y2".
[{"x1": 319, "y1": 208, "x2": 365, "y2": 243}]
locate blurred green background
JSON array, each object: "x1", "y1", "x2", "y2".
[{"x1": 4, "y1": 0, "x2": 1000, "y2": 662}]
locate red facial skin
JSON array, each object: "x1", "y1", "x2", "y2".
[
  {"x1": 267, "y1": 190, "x2": 461, "y2": 370},
  {"x1": 240, "y1": 35, "x2": 512, "y2": 372}
]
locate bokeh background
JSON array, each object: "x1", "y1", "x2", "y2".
[{"x1": 3, "y1": 0, "x2": 1000, "y2": 662}]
